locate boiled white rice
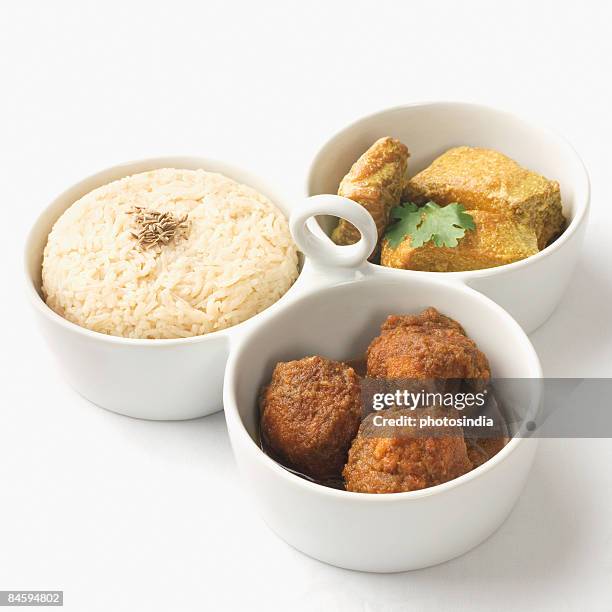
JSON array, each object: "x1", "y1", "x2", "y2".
[{"x1": 42, "y1": 168, "x2": 299, "y2": 339}]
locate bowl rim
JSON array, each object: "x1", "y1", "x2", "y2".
[
  {"x1": 24, "y1": 155, "x2": 304, "y2": 347},
  {"x1": 305, "y1": 100, "x2": 591, "y2": 279},
  {"x1": 223, "y1": 272, "x2": 543, "y2": 502}
]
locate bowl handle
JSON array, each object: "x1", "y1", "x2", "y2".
[{"x1": 289, "y1": 195, "x2": 378, "y2": 269}]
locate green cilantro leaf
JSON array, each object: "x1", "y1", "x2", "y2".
[
  {"x1": 385, "y1": 203, "x2": 422, "y2": 248},
  {"x1": 385, "y1": 201, "x2": 475, "y2": 249}
]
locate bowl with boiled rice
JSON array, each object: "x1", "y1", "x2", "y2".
[{"x1": 25, "y1": 157, "x2": 303, "y2": 420}]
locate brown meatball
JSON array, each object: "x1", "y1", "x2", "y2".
[
  {"x1": 260, "y1": 356, "x2": 362, "y2": 482},
  {"x1": 343, "y1": 408, "x2": 472, "y2": 493},
  {"x1": 366, "y1": 308, "x2": 490, "y2": 386},
  {"x1": 465, "y1": 436, "x2": 507, "y2": 469}
]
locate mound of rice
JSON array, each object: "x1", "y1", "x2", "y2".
[{"x1": 42, "y1": 168, "x2": 299, "y2": 339}]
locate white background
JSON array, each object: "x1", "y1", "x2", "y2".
[{"x1": 2, "y1": 1, "x2": 612, "y2": 610}]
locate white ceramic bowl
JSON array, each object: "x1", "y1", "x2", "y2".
[
  {"x1": 27, "y1": 153, "x2": 545, "y2": 570},
  {"x1": 224, "y1": 206, "x2": 542, "y2": 572},
  {"x1": 25, "y1": 157, "x2": 306, "y2": 420},
  {"x1": 306, "y1": 102, "x2": 590, "y2": 333}
]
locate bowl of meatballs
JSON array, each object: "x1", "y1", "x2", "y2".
[{"x1": 224, "y1": 217, "x2": 542, "y2": 570}]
